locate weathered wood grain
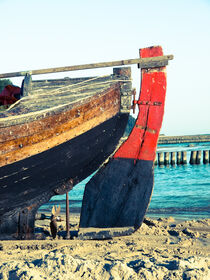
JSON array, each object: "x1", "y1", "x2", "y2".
[
  {"x1": 80, "y1": 158, "x2": 154, "y2": 229},
  {"x1": 0, "y1": 86, "x2": 120, "y2": 166}
]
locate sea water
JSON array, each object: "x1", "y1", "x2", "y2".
[{"x1": 40, "y1": 142, "x2": 210, "y2": 220}]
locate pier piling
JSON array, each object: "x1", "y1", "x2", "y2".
[
  {"x1": 156, "y1": 149, "x2": 209, "y2": 166},
  {"x1": 158, "y1": 152, "x2": 164, "y2": 166},
  {"x1": 190, "y1": 151, "x2": 196, "y2": 165},
  {"x1": 203, "y1": 150, "x2": 209, "y2": 164},
  {"x1": 171, "y1": 152, "x2": 176, "y2": 165},
  {"x1": 177, "y1": 151, "x2": 181, "y2": 165},
  {"x1": 181, "y1": 151, "x2": 187, "y2": 165},
  {"x1": 164, "y1": 152, "x2": 170, "y2": 166},
  {"x1": 196, "y1": 150, "x2": 201, "y2": 164}
]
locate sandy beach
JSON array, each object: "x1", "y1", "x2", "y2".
[{"x1": 0, "y1": 214, "x2": 209, "y2": 280}]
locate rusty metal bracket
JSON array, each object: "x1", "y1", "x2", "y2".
[
  {"x1": 54, "y1": 179, "x2": 74, "y2": 195},
  {"x1": 138, "y1": 101, "x2": 162, "y2": 106},
  {"x1": 132, "y1": 97, "x2": 161, "y2": 114},
  {"x1": 135, "y1": 124, "x2": 156, "y2": 134}
]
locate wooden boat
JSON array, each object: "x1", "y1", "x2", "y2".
[{"x1": 0, "y1": 46, "x2": 173, "y2": 239}]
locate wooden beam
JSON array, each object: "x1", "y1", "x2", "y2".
[{"x1": 0, "y1": 55, "x2": 173, "y2": 79}]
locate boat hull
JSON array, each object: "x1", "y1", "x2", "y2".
[{"x1": 0, "y1": 112, "x2": 129, "y2": 239}]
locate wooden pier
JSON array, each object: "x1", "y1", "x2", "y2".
[
  {"x1": 158, "y1": 134, "x2": 210, "y2": 144},
  {"x1": 155, "y1": 150, "x2": 210, "y2": 166}
]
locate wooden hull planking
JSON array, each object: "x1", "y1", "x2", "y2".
[
  {"x1": 0, "y1": 85, "x2": 121, "y2": 167},
  {"x1": 0, "y1": 113, "x2": 129, "y2": 239},
  {"x1": 0, "y1": 68, "x2": 133, "y2": 239}
]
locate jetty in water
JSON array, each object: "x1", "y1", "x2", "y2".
[
  {"x1": 155, "y1": 134, "x2": 210, "y2": 166},
  {"x1": 158, "y1": 134, "x2": 210, "y2": 144},
  {"x1": 155, "y1": 150, "x2": 210, "y2": 166}
]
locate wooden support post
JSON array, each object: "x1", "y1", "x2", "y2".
[
  {"x1": 18, "y1": 208, "x2": 32, "y2": 240},
  {"x1": 181, "y1": 151, "x2": 187, "y2": 165},
  {"x1": 158, "y1": 152, "x2": 164, "y2": 166},
  {"x1": 22, "y1": 73, "x2": 32, "y2": 97},
  {"x1": 113, "y1": 67, "x2": 132, "y2": 113},
  {"x1": 177, "y1": 151, "x2": 181, "y2": 165},
  {"x1": 171, "y1": 152, "x2": 176, "y2": 165},
  {"x1": 196, "y1": 150, "x2": 201, "y2": 164},
  {"x1": 190, "y1": 151, "x2": 196, "y2": 164},
  {"x1": 203, "y1": 150, "x2": 209, "y2": 164},
  {"x1": 66, "y1": 192, "x2": 70, "y2": 239},
  {"x1": 164, "y1": 152, "x2": 170, "y2": 166}
]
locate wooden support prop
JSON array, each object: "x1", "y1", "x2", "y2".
[
  {"x1": 66, "y1": 192, "x2": 70, "y2": 239},
  {"x1": 18, "y1": 208, "x2": 32, "y2": 240},
  {"x1": 0, "y1": 55, "x2": 173, "y2": 78}
]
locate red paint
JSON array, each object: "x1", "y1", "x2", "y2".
[{"x1": 114, "y1": 46, "x2": 167, "y2": 161}]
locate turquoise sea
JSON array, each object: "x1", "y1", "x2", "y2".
[{"x1": 40, "y1": 142, "x2": 210, "y2": 220}]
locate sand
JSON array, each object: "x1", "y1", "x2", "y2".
[{"x1": 0, "y1": 214, "x2": 209, "y2": 280}]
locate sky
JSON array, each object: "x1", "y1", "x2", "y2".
[{"x1": 0, "y1": 0, "x2": 210, "y2": 136}]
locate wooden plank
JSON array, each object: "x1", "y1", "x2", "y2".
[{"x1": 0, "y1": 55, "x2": 173, "y2": 78}]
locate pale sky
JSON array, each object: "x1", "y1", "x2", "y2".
[{"x1": 0, "y1": 0, "x2": 210, "y2": 136}]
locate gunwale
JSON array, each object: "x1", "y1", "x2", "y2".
[
  {"x1": 0, "y1": 79, "x2": 121, "y2": 127},
  {"x1": 0, "y1": 82, "x2": 122, "y2": 167}
]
